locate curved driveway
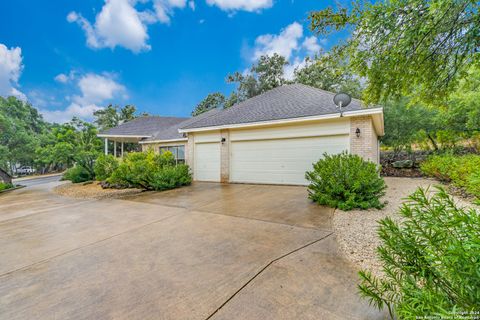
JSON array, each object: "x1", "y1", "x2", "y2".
[{"x1": 0, "y1": 179, "x2": 384, "y2": 319}]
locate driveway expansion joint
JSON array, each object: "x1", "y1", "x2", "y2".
[{"x1": 204, "y1": 232, "x2": 334, "y2": 320}]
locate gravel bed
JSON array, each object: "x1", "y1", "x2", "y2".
[
  {"x1": 333, "y1": 177, "x2": 436, "y2": 277},
  {"x1": 54, "y1": 181, "x2": 144, "y2": 200}
]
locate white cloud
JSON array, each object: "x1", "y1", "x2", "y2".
[
  {"x1": 41, "y1": 73, "x2": 126, "y2": 123},
  {"x1": 68, "y1": 0, "x2": 150, "y2": 53},
  {"x1": 189, "y1": 0, "x2": 195, "y2": 10},
  {"x1": 0, "y1": 44, "x2": 26, "y2": 100},
  {"x1": 153, "y1": 0, "x2": 187, "y2": 24},
  {"x1": 54, "y1": 73, "x2": 69, "y2": 83},
  {"x1": 206, "y1": 0, "x2": 272, "y2": 12},
  {"x1": 302, "y1": 36, "x2": 321, "y2": 55},
  {"x1": 253, "y1": 22, "x2": 303, "y2": 61}
]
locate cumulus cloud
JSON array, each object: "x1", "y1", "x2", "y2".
[
  {"x1": 253, "y1": 22, "x2": 303, "y2": 61},
  {"x1": 0, "y1": 44, "x2": 26, "y2": 100},
  {"x1": 68, "y1": 0, "x2": 151, "y2": 53},
  {"x1": 41, "y1": 73, "x2": 126, "y2": 123},
  {"x1": 250, "y1": 22, "x2": 325, "y2": 80},
  {"x1": 206, "y1": 0, "x2": 272, "y2": 12},
  {"x1": 302, "y1": 36, "x2": 321, "y2": 55}
]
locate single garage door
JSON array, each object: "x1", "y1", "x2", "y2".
[
  {"x1": 230, "y1": 135, "x2": 349, "y2": 185},
  {"x1": 194, "y1": 142, "x2": 220, "y2": 182}
]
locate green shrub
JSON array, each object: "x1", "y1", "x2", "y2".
[
  {"x1": 306, "y1": 152, "x2": 386, "y2": 210},
  {"x1": 359, "y1": 187, "x2": 480, "y2": 319},
  {"x1": 63, "y1": 165, "x2": 93, "y2": 183},
  {"x1": 421, "y1": 154, "x2": 480, "y2": 199},
  {"x1": 108, "y1": 150, "x2": 191, "y2": 191},
  {"x1": 94, "y1": 154, "x2": 119, "y2": 181},
  {"x1": 0, "y1": 182, "x2": 13, "y2": 191}
]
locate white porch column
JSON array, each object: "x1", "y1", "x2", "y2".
[
  {"x1": 104, "y1": 138, "x2": 108, "y2": 155},
  {"x1": 114, "y1": 141, "x2": 117, "y2": 157},
  {"x1": 121, "y1": 142, "x2": 124, "y2": 157}
]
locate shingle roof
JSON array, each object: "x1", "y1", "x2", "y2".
[
  {"x1": 180, "y1": 84, "x2": 366, "y2": 130},
  {"x1": 99, "y1": 116, "x2": 188, "y2": 137},
  {"x1": 144, "y1": 108, "x2": 222, "y2": 141}
]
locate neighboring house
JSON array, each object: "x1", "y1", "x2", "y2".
[
  {"x1": 98, "y1": 84, "x2": 384, "y2": 185},
  {"x1": 0, "y1": 167, "x2": 12, "y2": 185}
]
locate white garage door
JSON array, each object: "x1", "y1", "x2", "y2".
[
  {"x1": 230, "y1": 135, "x2": 349, "y2": 185},
  {"x1": 194, "y1": 142, "x2": 220, "y2": 182}
]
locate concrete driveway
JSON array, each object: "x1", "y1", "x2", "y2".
[{"x1": 0, "y1": 181, "x2": 383, "y2": 320}]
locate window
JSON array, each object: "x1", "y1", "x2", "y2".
[{"x1": 159, "y1": 145, "x2": 185, "y2": 164}]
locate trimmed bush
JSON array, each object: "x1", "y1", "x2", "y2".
[
  {"x1": 94, "y1": 154, "x2": 119, "y2": 181},
  {"x1": 420, "y1": 154, "x2": 480, "y2": 199},
  {"x1": 306, "y1": 152, "x2": 386, "y2": 210},
  {"x1": 62, "y1": 165, "x2": 93, "y2": 183},
  {"x1": 0, "y1": 182, "x2": 13, "y2": 191},
  {"x1": 108, "y1": 150, "x2": 191, "y2": 191},
  {"x1": 359, "y1": 187, "x2": 480, "y2": 318}
]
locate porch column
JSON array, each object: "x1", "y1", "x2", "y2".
[
  {"x1": 104, "y1": 138, "x2": 108, "y2": 155},
  {"x1": 114, "y1": 141, "x2": 117, "y2": 157},
  {"x1": 121, "y1": 142, "x2": 124, "y2": 157}
]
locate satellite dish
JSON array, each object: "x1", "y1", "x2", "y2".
[{"x1": 333, "y1": 92, "x2": 352, "y2": 109}]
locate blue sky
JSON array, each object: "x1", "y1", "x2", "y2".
[{"x1": 0, "y1": 0, "x2": 344, "y2": 123}]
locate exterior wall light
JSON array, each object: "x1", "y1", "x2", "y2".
[
  {"x1": 221, "y1": 137, "x2": 226, "y2": 143},
  {"x1": 355, "y1": 128, "x2": 361, "y2": 138}
]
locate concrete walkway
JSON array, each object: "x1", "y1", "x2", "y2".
[{"x1": 0, "y1": 181, "x2": 384, "y2": 319}]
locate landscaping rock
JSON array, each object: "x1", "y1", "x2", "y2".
[{"x1": 392, "y1": 159, "x2": 414, "y2": 168}]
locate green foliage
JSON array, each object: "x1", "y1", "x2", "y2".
[
  {"x1": 0, "y1": 182, "x2": 13, "y2": 191},
  {"x1": 108, "y1": 150, "x2": 191, "y2": 191},
  {"x1": 306, "y1": 152, "x2": 386, "y2": 210},
  {"x1": 294, "y1": 53, "x2": 363, "y2": 99},
  {"x1": 0, "y1": 96, "x2": 49, "y2": 173},
  {"x1": 309, "y1": 0, "x2": 479, "y2": 105},
  {"x1": 358, "y1": 188, "x2": 480, "y2": 318},
  {"x1": 191, "y1": 92, "x2": 225, "y2": 116},
  {"x1": 93, "y1": 104, "x2": 143, "y2": 131},
  {"x1": 62, "y1": 166, "x2": 93, "y2": 183},
  {"x1": 421, "y1": 154, "x2": 480, "y2": 199},
  {"x1": 94, "y1": 154, "x2": 119, "y2": 181}
]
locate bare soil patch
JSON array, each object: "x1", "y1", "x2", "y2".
[{"x1": 54, "y1": 181, "x2": 144, "y2": 200}]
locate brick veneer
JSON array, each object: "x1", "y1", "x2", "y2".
[
  {"x1": 350, "y1": 116, "x2": 378, "y2": 162},
  {"x1": 220, "y1": 130, "x2": 230, "y2": 183}
]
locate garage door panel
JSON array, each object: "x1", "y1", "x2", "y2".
[
  {"x1": 230, "y1": 135, "x2": 349, "y2": 185},
  {"x1": 195, "y1": 143, "x2": 220, "y2": 182}
]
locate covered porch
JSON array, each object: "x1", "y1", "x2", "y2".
[{"x1": 97, "y1": 134, "x2": 148, "y2": 157}]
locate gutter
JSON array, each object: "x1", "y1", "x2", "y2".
[
  {"x1": 178, "y1": 107, "x2": 384, "y2": 133},
  {"x1": 97, "y1": 134, "x2": 152, "y2": 138},
  {"x1": 139, "y1": 138, "x2": 188, "y2": 144}
]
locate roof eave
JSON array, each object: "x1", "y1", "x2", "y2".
[
  {"x1": 139, "y1": 138, "x2": 188, "y2": 144},
  {"x1": 178, "y1": 107, "x2": 384, "y2": 133},
  {"x1": 97, "y1": 134, "x2": 152, "y2": 138}
]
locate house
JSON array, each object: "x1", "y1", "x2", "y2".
[{"x1": 98, "y1": 84, "x2": 384, "y2": 185}]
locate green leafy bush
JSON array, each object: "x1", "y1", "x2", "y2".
[
  {"x1": 421, "y1": 154, "x2": 480, "y2": 199},
  {"x1": 359, "y1": 188, "x2": 480, "y2": 319},
  {"x1": 94, "y1": 154, "x2": 119, "y2": 181},
  {"x1": 0, "y1": 182, "x2": 13, "y2": 191},
  {"x1": 306, "y1": 152, "x2": 386, "y2": 210},
  {"x1": 62, "y1": 165, "x2": 93, "y2": 183},
  {"x1": 108, "y1": 150, "x2": 191, "y2": 191}
]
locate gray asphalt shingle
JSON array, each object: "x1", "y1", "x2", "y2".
[
  {"x1": 99, "y1": 116, "x2": 188, "y2": 137},
  {"x1": 180, "y1": 84, "x2": 366, "y2": 130}
]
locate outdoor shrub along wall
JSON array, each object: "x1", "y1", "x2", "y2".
[
  {"x1": 0, "y1": 182, "x2": 13, "y2": 191},
  {"x1": 306, "y1": 152, "x2": 386, "y2": 210},
  {"x1": 420, "y1": 154, "x2": 480, "y2": 201},
  {"x1": 107, "y1": 150, "x2": 192, "y2": 191},
  {"x1": 94, "y1": 154, "x2": 119, "y2": 181},
  {"x1": 358, "y1": 188, "x2": 480, "y2": 319},
  {"x1": 62, "y1": 166, "x2": 93, "y2": 183}
]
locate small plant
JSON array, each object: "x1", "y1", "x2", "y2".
[
  {"x1": 62, "y1": 165, "x2": 93, "y2": 183},
  {"x1": 306, "y1": 152, "x2": 386, "y2": 210},
  {"x1": 0, "y1": 182, "x2": 13, "y2": 191},
  {"x1": 359, "y1": 187, "x2": 480, "y2": 319},
  {"x1": 94, "y1": 154, "x2": 119, "y2": 181},
  {"x1": 421, "y1": 154, "x2": 480, "y2": 200}
]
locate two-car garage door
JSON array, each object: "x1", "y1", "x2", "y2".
[{"x1": 230, "y1": 135, "x2": 349, "y2": 185}]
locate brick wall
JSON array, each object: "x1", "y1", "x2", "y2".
[
  {"x1": 350, "y1": 116, "x2": 379, "y2": 163},
  {"x1": 220, "y1": 130, "x2": 230, "y2": 183}
]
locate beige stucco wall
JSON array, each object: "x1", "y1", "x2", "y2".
[{"x1": 349, "y1": 116, "x2": 379, "y2": 163}]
